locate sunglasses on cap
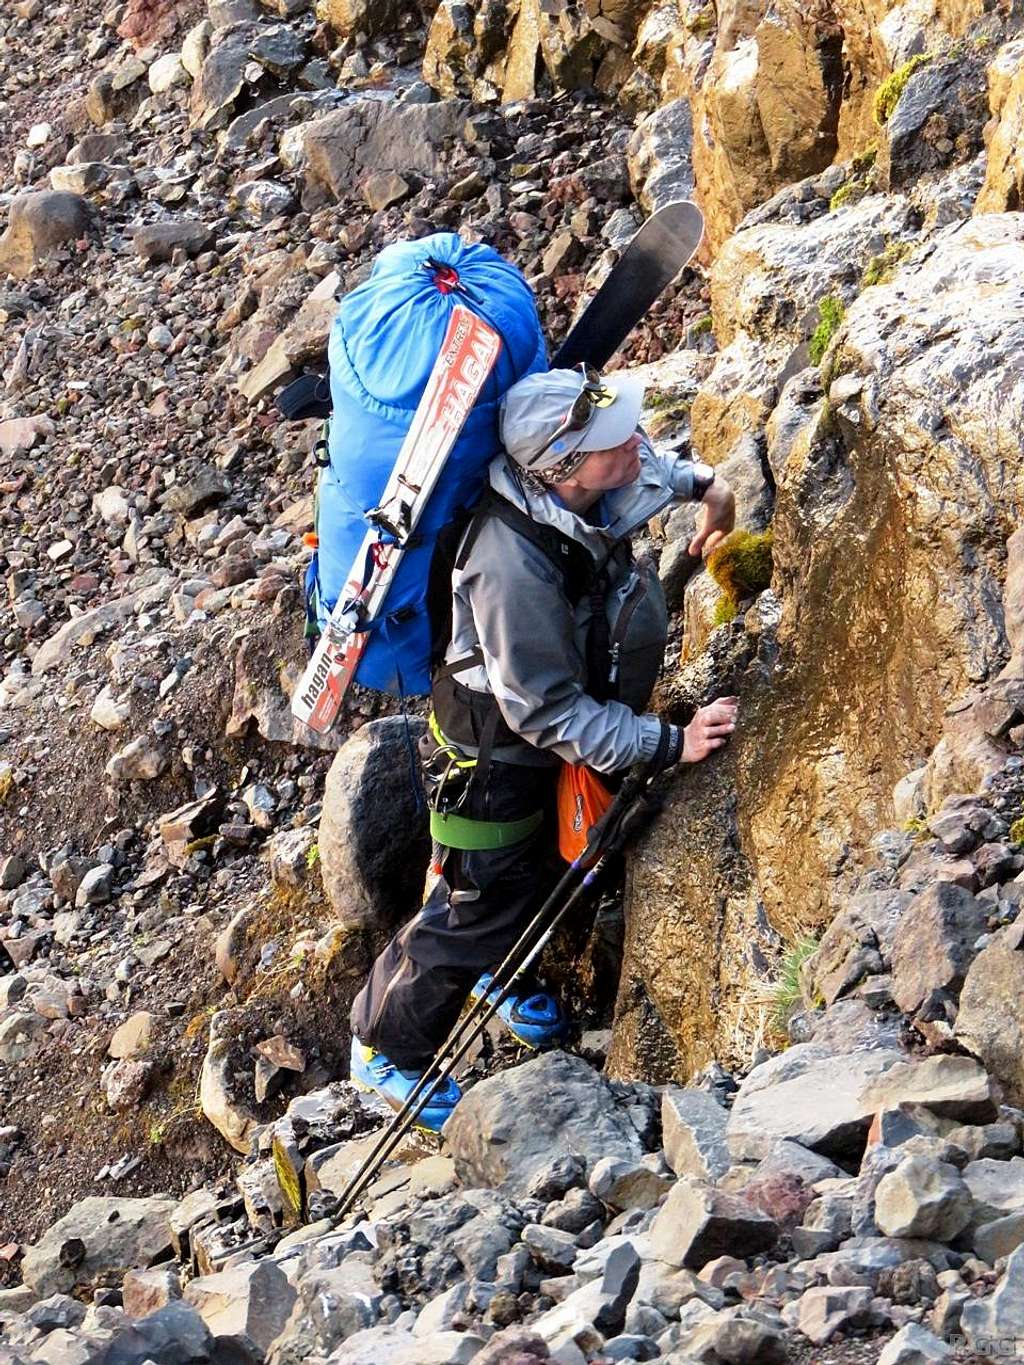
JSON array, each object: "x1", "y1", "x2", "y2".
[{"x1": 525, "y1": 363, "x2": 618, "y2": 467}]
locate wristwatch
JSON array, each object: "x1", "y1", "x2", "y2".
[{"x1": 691, "y1": 461, "x2": 716, "y2": 501}]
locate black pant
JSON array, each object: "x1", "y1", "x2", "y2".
[{"x1": 349, "y1": 760, "x2": 560, "y2": 1070}]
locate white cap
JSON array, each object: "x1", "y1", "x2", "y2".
[{"x1": 499, "y1": 367, "x2": 646, "y2": 472}]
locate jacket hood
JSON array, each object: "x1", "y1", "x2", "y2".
[{"x1": 488, "y1": 438, "x2": 676, "y2": 553}]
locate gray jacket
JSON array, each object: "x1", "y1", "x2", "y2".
[{"x1": 442, "y1": 434, "x2": 703, "y2": 774}]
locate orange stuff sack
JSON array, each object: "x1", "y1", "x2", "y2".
[{"x1": 557, "y1": 762, "x2": 614, "y2": 864}]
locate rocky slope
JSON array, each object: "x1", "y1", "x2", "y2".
[{"x1": 4, "y1": 0, "x2": 1024, "y2": 1361}]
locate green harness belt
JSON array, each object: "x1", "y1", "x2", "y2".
[{"x1": 429, "y1": 807, "x2": 543, "y2": 851}]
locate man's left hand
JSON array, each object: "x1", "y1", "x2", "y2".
[{"x1": 689, "y1": 479, "x2": 736, "y2": 558}]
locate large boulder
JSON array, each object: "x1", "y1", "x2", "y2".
[
  {"x1": 318, "y1": 717, "x2": 430, "y2": 932},
  {"x1": 184, "y1": 1260, "x2": 297, "y2": 1353},
  {"x1": 190, "y1": 21, "x2": 307, "y2": 130},
  {"x1": 199, "y1": 1008, "x2": 257, "y2": 1155},
  {"x1": 22, "y1": 1196, "x2": 176, "y2": 1298},
  {"x1": 876, "y1": 53, "x2": 988, "y2": 193},
  {"x1": 888, "y1": 881, "x2": 989, "y2": 1012},
  {"x1": 648, "y1": 1178, "x2": 778, "y2": 1268},
  {"x1": 873, "y1": 1155, "x2": 972, "y2": 1241},
  {"x1": 303, "y1": 99, "x2": 468, "y2": 204},
  {"x1": 443, "y1": 1051, "x2": 646, "y2": 1197},
  {"x1": 955, "y1": 916, "x2": 1024, "y2": 1105},
  {"x1": 661, "y1": 1086, "x2": 731, "y2": 1181},
  {"x1": 726, "y1": 1045, "x2": 904, "y2": 1161},
  {"x1": 627, "y1": 98, "x2": 695, "y2": 214},
  {"x1": 0, "y1": 191, "x2": 92, "y2": 279}
]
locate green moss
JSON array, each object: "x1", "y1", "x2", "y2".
[
  {"x1": 873, "y1": 53, "x2": 933, "y2": 126},
  {"x1": 851, "y1": 144, "x2": 878, "y2": 172},
  {"x1": 1010, "y1": 817, "x2": 1024, "y2": 846},
  {"x1": 183, "y1": 834, "x2": 217, "y2": 857},
  {"x1": 829, "y1": 180, "x2": 863, "y2": 212},
  {"x1": 305, "y1": 842, "x2": 320, "y2": 871},
  {"x1": 808, "y1": 295, "x2": 846, "y2": 365},
  {"x1": 692, "y1": 313, "x2": 713, "y2": 337},
  {"x1": 902, "y1": 815, "x2": 928, "y2": 835},
  {"x1": 687, "y1": 4, "x2": 715, "y2": 34},
  {"x1": 707, "y1": 529, "x2": 774, "y2": 625},
  {"x1": 862, "y1": 240, "x2": 912, "y2": 288}
]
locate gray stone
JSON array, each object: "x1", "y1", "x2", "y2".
[
  {"x1": 0, "y1": 1010, "x2": 46, "y2": 1063},
  {"x1": 184, "y1": 1258, "x2": 297, "y2": 1352},
  {"x1": 889, "y1": 882, "x2": 989, "y2": 1012},
  {"x1": 200, "y1": 1008, "x2": 257, "y2": 1154},
  {"x1": 303, "y1": 99, "x2": 468, "y2": 204},
  {"x1": 21, "y1": 1195, "x2": 176, "y2": 1297},
  {"x1": 105, "y1": 735, "x2": 169, "y2": 783},
  {"x1": 662, "y1": 1087, "x2": 732, "y2": 1182},
  {"x1": 0, "y1": 191, "x2": 92, "y2": 279},
  {"x1": 522, "y1": 1224, "x2": 579, "y2": 1273},
  {"x1": 628, "y1": 98, "x2": 695, "y2": 214},
  {"x1": 318, "y1": 717, "x2": 429, "y2": 929},
  {"x1": 954, "y1": 918, "x2": 1024, "y2": 1106},
  {"x1": 0, "y1": 855, "x2": 28, "y2": 890},
  {"x1": 132, "y1": 219, "x2": 213, "y2": 263},
  {"x1": 0, "y1": 974, "x2": 28, "y2": 1008},
  {"x1": 444, "y1": 1051, "x2": 645, "y2": 1198},
  {"x1": 877, "y1": 1322, "x2": 952, "y2": 1364},
  {"x1": 99, "y1": 1300, "x2": 215, "y2": 1364},
  {"x1": 727, "y1": 1044, "x2": 904, "y2": 1161},
  {"x1": 860, "y1": 1055, "x2": 998, "y2": 1125},
  {"x1": 972, "y1": 1210, "x2": 1024, "y2": 1264},
  {"x1": 874, "y1": 1156, "x2": 972, "y2": 1241},
  {"x1": 75, "y1": 864, "x2": 114, "y2": 906},
  {"x1": 674, "y1": 1305, "x2": 788, "y2": 1362},
  {"x1": 649, "y1": 1178, "x2": 778, "y2": 1271},
  {"x1": 753, "y1": 1139, "x2": 843, "y2": 1185},
  {"x1": 161, "y1": 466, "x2": 231, "y2": 515},
  {"x1": 962, "y1": 1155, "x2": 1024, "y2": 1229},
  {"x1": 532, "y1": 1242, "x2": 640, "y2": 1354},
  {"x1": 542, "y1": 1186, "x2": 604, "y2": 1234},
  {"x1": 588, "y1": 1155, "x2": 674, "y2": 1211},
  {"x1": 961, "y1": 1242, "x2": 1024, "y2": 1348},
  {"x1": 796, "y1": 1284, "x2": 876, "y2": 1344},
  {"x1": 270, "y1": 1262, "x2": 381, "y2": 1357}
]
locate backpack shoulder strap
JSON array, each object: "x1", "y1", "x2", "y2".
[
  {"x1": 463, "y1": 489, "x2": 597, "y2": 606},
  {"x1": 436, "y1": 489, "x2": 603, "y2": 685}
]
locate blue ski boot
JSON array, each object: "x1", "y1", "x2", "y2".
[
  {"x1": 349, "y1": 1037, "x2": 462, "y2": 1134},
  {"x1": 469, "y1": 973, "x2": 568, "y2": 1049}
]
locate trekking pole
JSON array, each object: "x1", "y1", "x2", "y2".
[{"x1": 331, "y1": 762, "x2": 659, "y2": 1224}]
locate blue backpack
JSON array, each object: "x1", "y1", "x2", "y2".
[{"x1": 307, "y1": 232, "x2": 547, "y2": 697}]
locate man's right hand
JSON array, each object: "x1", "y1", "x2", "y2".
[
  {"x1": 682, "y1": 696, "x2": 739, "y2": 763},
  {"x1": 689, "y1": 480, "x2": 736, "y2": 559}
]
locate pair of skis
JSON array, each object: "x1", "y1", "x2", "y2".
[{"x1": 291, "y1": 199, "x2": 705, "y2": 733}]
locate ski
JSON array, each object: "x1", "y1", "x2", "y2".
[
  {"x1": 291, "y1": 305, "x2": 502, "y2": 733},
  {"x1": 552, "y1": 199, "x2": 705, "y2": 371}
]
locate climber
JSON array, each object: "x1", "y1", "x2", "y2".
[{"x1": 349, "y1": 363, "x2": 739, "y2": 1130}]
